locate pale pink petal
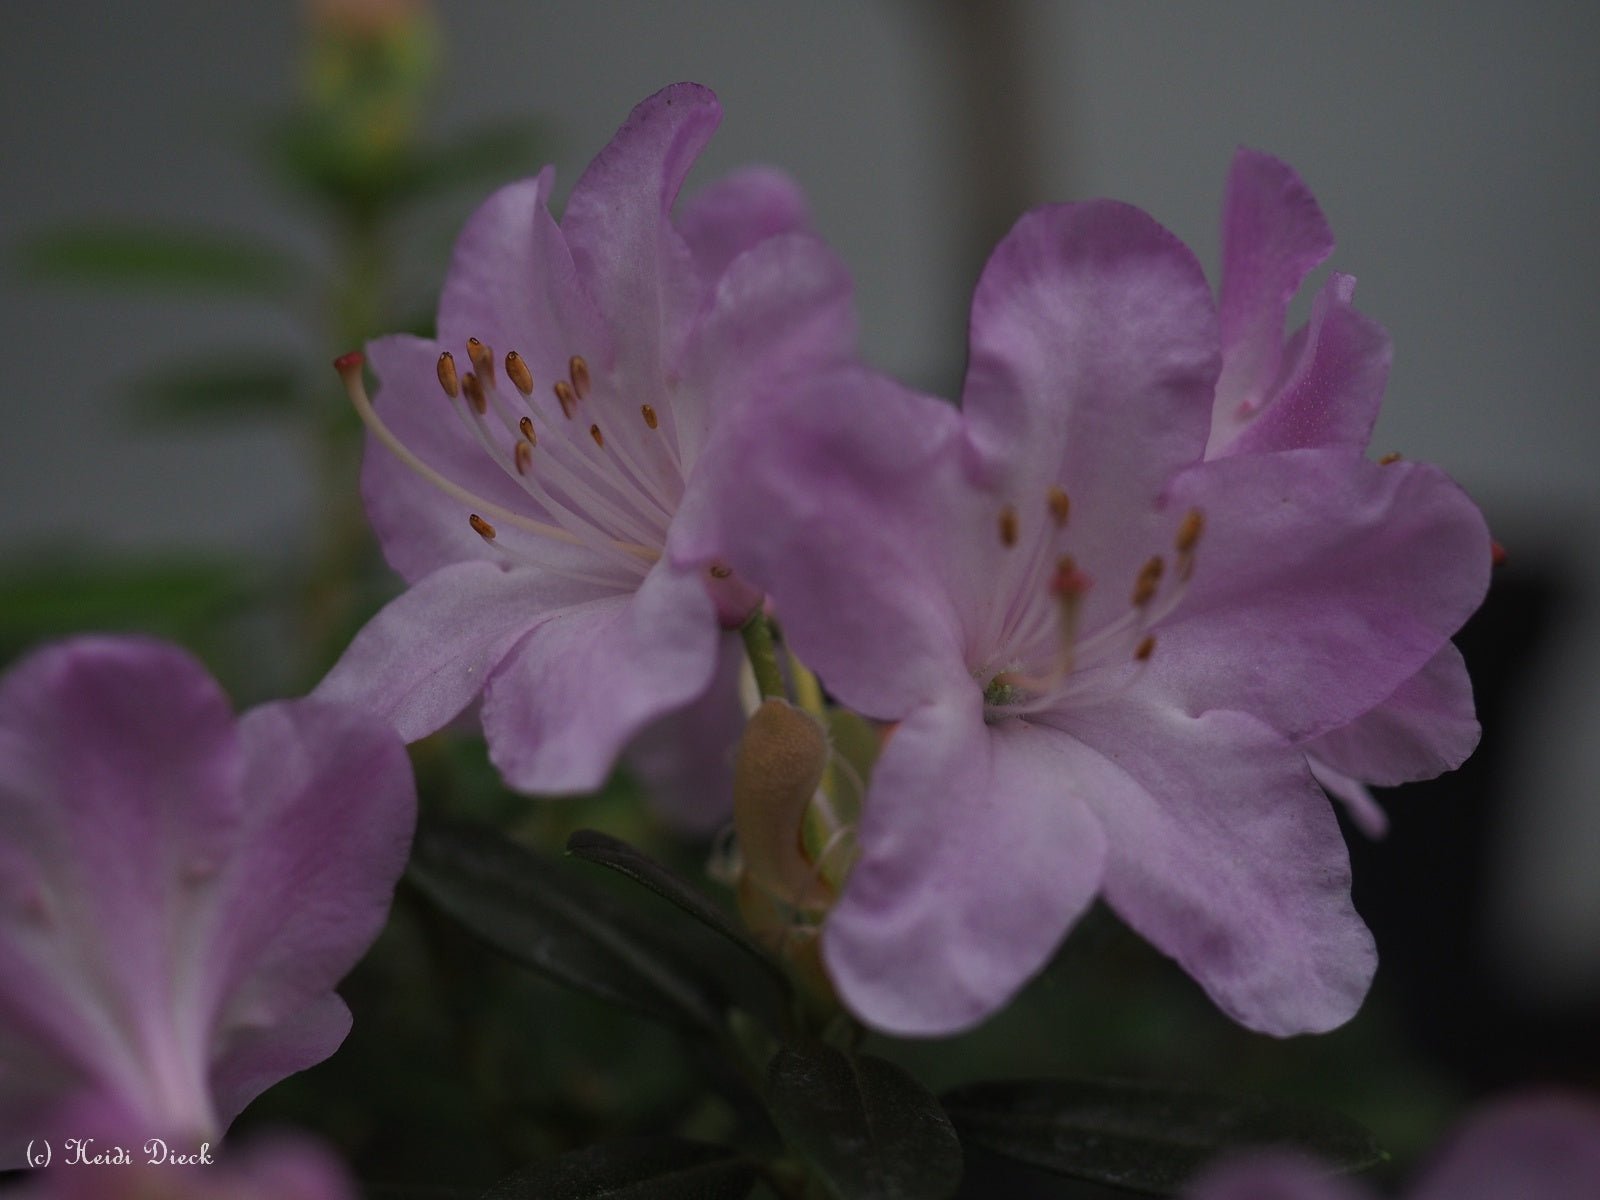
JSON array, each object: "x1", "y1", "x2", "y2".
[
  {"x1": 677, "y1": 165, "x2": 811, "y2": 280},
  {"x1": 481, "y1": 559, "x2": 719, "y2": 794},
  {"x1": 1410, "y1": 1094, "x2": 1600, "y2": 1200},
  {"x1": 1051, "y1": 698, "x2": 1376, "y2": 1035},
  {"x1": 1213, "y1": 148, "x2": 1334, "y2": 429},
  {"x1": 314, "y1": 560, "x2": 616, "y2": 743},
  {"x1": 1218, "y1": 273, "x2": 1390, "y2": 457},
  {"x1": 824, "y1": 693, "x2": 1108, "y2": 1035},
  {"x1": 1157, "y1": 452, "x2": 1491, "y2": 742},
  {"x1": 1306, "y1": 644, "x2": 1479, "y2": 788}
]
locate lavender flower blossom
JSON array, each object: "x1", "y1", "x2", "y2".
[
  {"x1": 315, "y1": 83, "x2": 855, "y2": 822},
  {"x1": 0, "y1": 636, "x2": 414, "y2": 1161},
  {"x1": 688, "y1": 183, "x2": 1489, "y2": 1035}
]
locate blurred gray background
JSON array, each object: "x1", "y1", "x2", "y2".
[{"x1": 2, "y1": 2, "x2": 1596, "y2": 996}]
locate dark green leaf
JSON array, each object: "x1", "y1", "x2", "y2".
[
  {"x1": 408, "y1": 819, "x2": 725, "y2": 1033},
  {"x1": 567, "y1": 828, "x2": 792, "y2": 999},
  {"x1": 941, "y1": 1077, "x2": 1384, "y2": 1196},
  {"x1": 15, "y1": 226, "x2": 300, "y2": 296},
  {"x1": 481, "y1": 1137, "x2": 759, "y2": 1200},
  {"x1": 766, "y1": 1041, "x2": 962, "y2": 1200},
  {"x1": 126, "y1": 353, "x2": 304, "y2": 426}
]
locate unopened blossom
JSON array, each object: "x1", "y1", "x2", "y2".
[
  {"x1": 0, "y1": 636, "x2": 414, "y2": 1162},
  {"x1": 686, "y1": 190, "x2": 1489, "y2": 1035},
  {"x1": 1185, "y1": 1094, "x2": 1600, "y2": 1200},
  {"x1": 315, "y1": 83, "x2": 855, "y2": 821},
  {"x1": 1204, "y1": 149, "x2": 1481, "y2": 836}
]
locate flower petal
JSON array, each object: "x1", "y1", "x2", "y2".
[
  {"x1": 481, "y1": 558, "x2": 719, "y2": 794},
  {"x1": 1305, "y1": 643, "x2": 1479, "y2": 788},
  {"x1": 202, "y1": 695, "x2": 414, "y2": 1123},
  {"x1": 823, "y1": 692, "x2": 1107, "y2": 1035},
  {"x1": 1218, "y1": 273, "x2": 1390, "y2": 457},
  {"x1": 314, "y1": 559, "x2": 611, "y2": 743},
  {"x1": 1410, "y1": 1094, "x2": 1600, "y2": 1200},
  {"x1": 1052, "y1": 698, "x2": 1375, "y2": 1035},
  {"x1": 1213, "y1": 148, "x2": 1334, "y2": 424},
  {"x1": 1308, "y1": 758, "x2": 1389, "y2": 840},
  {"x1": 623, "y1": 630, "x2": 747, "y2": 832},
  {"x1": 676, "y1": 165, "x2": 812, "y2": 281},
  {"x1": 1157, "y1": 451, "x2": 1491, "y2": 741}
]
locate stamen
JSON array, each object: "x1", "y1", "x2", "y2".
[
  {"x1": 468, "y1": 513, "x2": 496, "y2": 541},
  {"x1": 999, "y1": 505, "x2": 1019, "y2": 547},
  {"x1": 513, "y1": 439, "x2": 533, "y2": 475},
  {"x1": 1175, "y1": 509, "x2": 1204, "y2": 554},
  {"x1": 1134, "y1": 634, "x2": 1156, "y2": 661},
  {"x1": 1047, "y1": 486, "x2": 1070, "y2": 526},
  {"x1": 462, "y1": 371, "x2": 488, "y2": 416},
  {"x1": 710, "y1": 564, "x2": 733, "y2": 579},
  {"x1": 518, "y1": 416, "x2": 537, "y2": 446},
  {"x1": 436, "y1": 351, "x2": 460, "y2": 398},
  {"x1": 466, "y1": 337, "x2": 495, "y2": 385},
  {"x1": 505, "y1": 350, "x2": 534, "y2": 396},
  {"x1": 569, "y1": 355, "x2": 591, "y2": 400},
  {"x1": 1378, "y1": 452, "x2": 1402, "y2": 465},
  {"x1": 641, "y1": 404, "x2": 659, "y2": 430},
  {"x1": 1050, "y1": 555, "x2": 1090, "y2": 599},
  {"x1": 1131, "y1": 556, "x2": 1164, "y2": 607},
  {"x1": 554, "y1": 380, "x2": 576, "y2": 419},
  {"x1": 589, "y1": 424, "x2": 605, "y2": 449}
]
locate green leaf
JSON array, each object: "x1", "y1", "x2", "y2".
[
  {"x1": 566, "y1": 829, "x2": 793, "y2": 1000},
  {"x1": 766, "y1": 1041, "x2": 962, "y2": 1200},
  {"x1": 408, "y1": 819, "x2": 725, "y2": 1034},
  {"x1": 940, "y1": 1077, "x2": 1384, "y2": 1196},
  {"x1": 15, "y1": 226, "x2": 300, "y2": 296},
  {"x1": 480, "y1": 1137, "x2": 759, "y2": 1200},
  {"x1": 126, "y1": 353, "x2": 304, "y2": 426}
]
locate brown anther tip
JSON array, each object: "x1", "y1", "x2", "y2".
[
  {"x1": 333, "y1": 351, "x2": 364, "y2": 375},
  {"x1": 468, "y1": 513, "x2": 496, "y2": 540},
  {"x1": 1378, "y1": 451, "x2": 1403, "y2": 466},
  {"x1": 435, "y1": 351, "x2": 460, "y2": 397},
  {"x1": 1491, "y1": 539, "x2": 1508, "y2": 567},
  {"x1": 466, "y1": 338, "x2": 495, "y2": 385},
  {"x1": 518, "y1": 415, "x2": 537, "y2": 445},
  {"x1": 641, "y1": 403, "x2": 659, "y2": 430},
  {"x1": 709, "y1": 564, "x2": 733, "y2": 579},
  {"x1": 1134, "y1": 634, "x2": 1157, "y2": 662},
  {"x1": 569, "y1": 355, "x2": 591, "y2": 400},
  {"x1": 589, "y1": 423, "x2": 605, "y2": 449},
  {"x1": 513, "y1": 440, "x2": 534, "y2": 475},
  {"x1": 999, "y1": 505, "x2": 1019, "y2": 547},
  {"x1": 462, "y1": 371, "x2": 487, "y2": 415},
  {"x1": 505, "y1": 350, "x2": 534, "y2": 396},
  {"x1": 1132, "y1": 556, "x2": 1164, "y2": 606},
  {"x1": 553, "y1": 379, "x2": 576, "y2": 418},
  {"x1": 1175, "y1": 509, "x2": 1205, "y2": 554},
  {"x1": 1047, "y1": 486, "x2": 1071, "y2": 526}
]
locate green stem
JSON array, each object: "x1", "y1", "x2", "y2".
[{"x1": 740, "y1": 611, "x2": 787, "y2": 700}]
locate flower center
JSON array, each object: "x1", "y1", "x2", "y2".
[
  {"x1": 336, "y1": 340, "x2": 690, "y2": 588},
  {"x1": 977, "y1": 487, "x2": 1204, "y2": 721}
]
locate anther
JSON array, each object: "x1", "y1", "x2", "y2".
[
  {"x1": 1134, "y1": 634, "x2": 1157, "y2": 662},
  {"x1": 518, "y1": 415, "x2": 536, "y2": 445},
  {"x1": 1175, "y1": 509, "x2": 1204, "y2": 554},
  {"x1": 589, "y1": 423, "x2": 605, "y2": 449},
  {"x1": 553, "y1": 379, "x2": 576, "y2": 419},
  {"x1": 641, "y1": 404, "x2": 658, "y2": 430},
  {"x1": 999, "y1": 505, "x2": 1019, "y2": 547},
  {"x1": 569, "y1": 355, "x2": 591, "y2": 400},
  {"x1": 468, "y1": 513, "x2": 496, "y2": 541},
  {"x1": 709, "y1": 564, "x2": 733, "y2": 579},
  {"x1": 1378, "y1": 452, "x2": 1402, "y2": 465},
  {"x1": 436, "y1": 351, "x2": 460, "y2": 398},
  {"x1": 1047, "y1": 486, "x2": 1070, "y2": 526},
  {"x1": 505, "y1": 350, "x2": 533, "y2": 396},
  {"x1": 466, "y1": 337, "x2": 494, "y2": 384},
  {"x1": 462, "y1": 371, "x2": 487, "y2": 416},
  {"x1": 1131, "y1": 556, "x2": 1164, "y2": 607},
  {"x1": 513, "y1": 440, "x2": 533, "y2": 476}
]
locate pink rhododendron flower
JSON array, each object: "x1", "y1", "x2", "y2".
[
  {"x1": 688, "y1": 187, "x2": 1489, "y2": 1035},
  {"x1": 1205, "y1": 149, "x2": 1480, "y2": 837},
  {"x1": 1185, "y1": 1094, "x2": 1600, "y2": 1200},
  {"x1": 315, "y1": 83, "x2": 855, "y2": 822},
  {"x1": 0, "y1": 636, "x2": 414, "y2": 1163}
]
